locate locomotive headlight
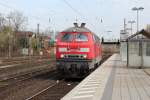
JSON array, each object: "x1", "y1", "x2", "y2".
[
  {"x1": 59, "y1": 48, "x2": 67, "y2": 52},
  {"x1": 83, "y1": 54, "x2": 87, "y2": 58},
  {"x1": 80, "y1": 48, "x2": 89, "y2": 52},
  {"x1": 60, "y1": 54, "x2": 64, "y2": 58}
]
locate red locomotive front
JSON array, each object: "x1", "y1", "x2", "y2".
[{"x1": 56, "y1": 23, "x2": 102, "y2": 78}]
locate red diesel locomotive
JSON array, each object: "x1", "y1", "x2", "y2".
[{"x1": 56, "y1": 23, "x2": 102, "y2": 78}]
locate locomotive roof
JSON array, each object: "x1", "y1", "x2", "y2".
[{"x1": 62, "y1": 27, "x2": 92, "y2": 33}]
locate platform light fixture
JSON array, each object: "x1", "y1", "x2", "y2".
[
  {"x1": 128, "y1": 20, "x2": 136, "y2": 35},
  {"x1": 132, "y1": 7, "x2": 144, "y2": 32}
]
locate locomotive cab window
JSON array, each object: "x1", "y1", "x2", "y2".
[
  {"x1": 93, "y1": 34, "x2": 100, "y2": 43},
  {"x1": 75, "y1": 33, "x2": 88, "y2": 42},
  {"x1": 61, "y1": 33, "x2": 73, "y2": 42}
]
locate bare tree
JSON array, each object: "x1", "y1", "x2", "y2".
[
  {"x1": 8, "y1": 11, "x2": 28, "y2": 31},
  {"x1": 0, "y1": 13, "x2": 6, "y2": 31}
]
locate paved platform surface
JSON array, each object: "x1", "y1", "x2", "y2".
[
  {"x1": 61, "y1": 54, "x2": 150, "y2": 100},
  {"x1": 112, "y1": 57, "x2": 150, "y2": 100},
  {"x1": 144, "y1": 69, "x2": 150, "y2": 76}
]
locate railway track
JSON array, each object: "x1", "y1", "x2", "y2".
[
  {"x1": 0, "y1": 62, "x2": 79, "y2": 100},
  {"x1": 0, "y1": 54, "x2": 111, "y2": 100},
  {"x1": 25, "y1": 79, "x2": 64, "y2": 100},
  {"x1": 0, "y1": 57, "x2": 52, "y2": 66},
  {"x1": 25, "y1": 79, "x2": 79, "y2": 100},
  {"x1": 0, "y1": 65, "x2": 55, "y2": 89},
  {"x1": 0, "y1": 58, "x2": 55, "y2": 81},
  {"x1": 24, "y1": 54, "x2": 111, "y2": 100},
  {"x1": 0, "y1": 69, "x2": 60, "y2": 100},
  {"x1": 0, "y1": 56, "x2": 48, "y2": 61},
  {"x1": 0, "y1": 60, "x2": 55, "y2": 78}
]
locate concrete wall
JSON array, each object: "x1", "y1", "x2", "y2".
[
  {"x1": 142, "y1": 42, "x2": 150, "y2": 67},
  {"x1": 129, "y1": 54, "x2": 141, "y2": 67},
  {"x1": 128, "y1": 42, "x2": 150, "y2": 68},
  {"x1": 120, "y1": 42, "x2": 127, "y2": 61}
]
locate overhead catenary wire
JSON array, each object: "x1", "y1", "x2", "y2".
[
  {"x1": 63, "y1": 0, "x2": 82, "y2": 16},
  {"x1": 0, "y1": 0, "x2": 96, "y2": 29},
  {"x1": 61, "y1": 0, "x2": 95, "y2": 28}
]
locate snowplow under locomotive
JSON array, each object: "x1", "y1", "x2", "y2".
[{"x1": 56, "y1": 23, "x2": 102, "y2": 78}]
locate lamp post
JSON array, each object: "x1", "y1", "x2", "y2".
[
  {"x1": 132, "y1": 7, "x2": 144, "y2": 32},
  {"x1": 7, "y1": 16, "x2": 11, "y2": 58},
  {"x1": 128, "y1": 20, "x2": 136, "y2": 35}
]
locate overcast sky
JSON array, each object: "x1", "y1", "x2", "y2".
[{"x1": 0, "y1": 0, "x2": 149, "y2": 39}]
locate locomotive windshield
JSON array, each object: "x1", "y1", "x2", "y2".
[
  {"x1": 61, "y1": 33, "x2": 73, "y2": 42},
  {"x1": 76, "y1": 33, "x2": 88, "y2": 42},
  {"x1": 61, "y1": 33, "x2": 88, "y2": 42}
]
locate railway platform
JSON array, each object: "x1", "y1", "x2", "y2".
[{"x1": 61, "y1": 54, "x2": 150, "y2": 100}]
